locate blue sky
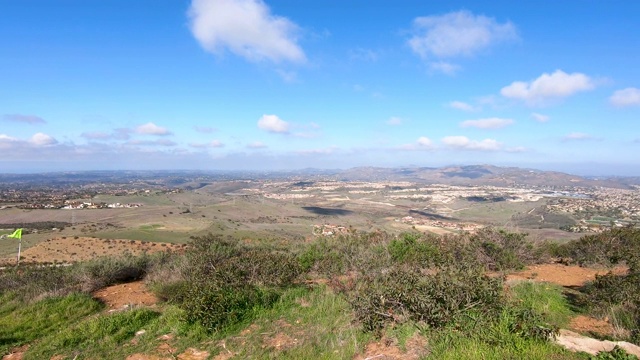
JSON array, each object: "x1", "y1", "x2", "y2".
[{"x1": 1, "y1": 0, "x2": 639, "y2": 175}]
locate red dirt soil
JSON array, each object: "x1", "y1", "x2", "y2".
[
  {"x1": 0, "y1": 236, "x2": 185, "y2": 265},
  {"x1": 506, "y1": 263, "x2": 627, "y2": 287},
  {"x1": 93, "y1": 281, "x2": 158, "y2": 311}
]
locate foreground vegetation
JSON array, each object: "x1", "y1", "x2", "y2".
[{"x1": 0, "y1": 227, "x2": 639, "y2": 359}]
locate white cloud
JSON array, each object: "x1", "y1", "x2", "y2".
[
  {"x1": 0, "y1": 134, "x2": 18, "y2": 142},
  {"x1": 610, "y1": 87, "x2": 640, "y2": 107},
  {"x1": 398, "y1": 136, "x2": 435, "y2": 151},
  {"x1": 30, "y1": 133, "x2": 58, "y2": 146},
  {"x1": 257, "y1": 114, "x2": 290, "y2": 133},
  {"x1": 563, "y1": 132, "x2": 596, "y2": 141},
  {"x1": 3, "y1": 114, "x2": 46, "y2": 125},
  {"x1": 429, "y1": 61, "x2": 460, "y2": 75},
  {"x1": 135, "y1": 122, "x2": 172, "y2": 136},
  {"x1": 386, "y1": 116, "x2": 403, "y2": 126},
  {"x1": 501, "y1": 70, "x2": 595, "y2": 104},
  {"x1": 189, "y1": 140, "x2": 224, "y2": 148},
  {"x1": 188, "y1": 0, "x2": 305, "y2": 64},
  {"x1": 408, "y1": 10, "x2": 517, "y2": 59},
  {"x1": 531, "y1": 113, "x2": 550, "y2": 122},
  {"x1": 448, "y1": 101, "x2": 477, "y2": 112},
  {"x1": 247, "y1": 141, "x2": 267, "y2": 149},
  {"x1": 460, "y1": 117, "x2": 513, "y2": 129},
  {"x1": 442, "y1": 135, "x2": 501, "y2": 151}
]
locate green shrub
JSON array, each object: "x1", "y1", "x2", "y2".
[
  {"x1": 349, "y1": 265, "x2": 503, "y2": 333},
  {"x1": 159, "y1": 233, "x2": 302, "y2": 332},
  {"x1": 388, "y1": 233, "x2": 441, "y2": 266}
]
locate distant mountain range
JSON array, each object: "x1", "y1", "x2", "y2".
[
  {"x1": 1, "y1": 165, "x2": 638, "y2": 189},
  {"x1": 329, "y1": 165, "x2": 637, "y2": 189}
]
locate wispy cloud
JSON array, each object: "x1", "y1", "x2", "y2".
[
  {"x1": 126, "y1": 139, "x2": 177, "y2": 146},
  {"x1": 460, "y1": 117, "x2": 513, "y2": 129},
  {"x1": 349, "y1": 47, "x2": 379, "y2": 62},
  {"x1": 531, "y1": 113, "x2": 550, "y2": 122},
  {"x1": 189, "y1": 140, "x2": 224, "y2": 148},
  {"x1": 501, "y1": 70, "x2": 595, "y2": 105},
  {"x1": 386, "y1": 116, "x2": 403, "y2": 126},
  {"x1": 3, "y1": 114, "x2": 46, "y2": 125},
  {"x1": 188, "y1": 0, "x2": 306, "y2": 64},
  {"x1": 562, "y1": 132, "x2": 598, "y2": 141},
  {"x1": 610, "y1": 87, "x2": 640, "y2": 107},
  {"x1": 448, "y1": 101, "x2": 478, "y2": 112},
  {"x1": 247, "y1": 141, "x2": 267, "y2": 149},
  {"x1": 442, "y1": 135, "x2": 501, "y2": 151},
  {"x1": 408, "y1": 10, "x2": 517, "y2": 73},
  {"x1": 194, "y1": 126, "x2": 217, "y2": 133}
]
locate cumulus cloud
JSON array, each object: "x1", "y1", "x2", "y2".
[
  {"x1": 398, "y1": 136, "x2": 435, "y2": 151},
  {"x1": 408, "y1": 10, "x2": 517, "y2": 61},
  {"x1": 247, "y1": 141, "x2": 267, "y2": 149},
  {"x1": 448, "y1": 101, "x2": 477, "y2": 112},
  {"x1": 531, "y1": 113, "x2": 550, "y2": 122},
  {"x1": 257, "y1": 114, "x2": 290, "y2": 133},
  {"x1": 188, "y1": 0, "x2": 306, "y2": 64},
  {"x1": 610, "y1": 87, "x2": 640, "y2": 107},
  {"x1": 189, "y1": 140, "x2": 225, "y2": 148},
  {"x1": 135, "y1": 122, "x2": 172, "y2": 136},
  {"x1": 386, "y1": 117, "x2": 403, "y2": 126},
  {"x1": 442, "y1": 135, "x2": 501, "y2": 151},
  {"x1": 501, "y1": 70, "x2": 595, "y2": 105},
  {"x1": 460, "y1": 117, "x2": 513, "y2": 129},
  {"x1": 30, "y1": 133, "x2": 58, "y2": 146},
  {"x1": 3, "y1": 114, "x2": 46, "y2": 125}
]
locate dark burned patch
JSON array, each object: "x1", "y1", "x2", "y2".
[{"x1": 301, "y1": 207, "x2": 353, "y2": 216}]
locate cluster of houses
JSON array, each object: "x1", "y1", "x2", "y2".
[
  {"x1": 397, "y1": 216, "x2": 483, "y2": 232},
  {"x1": 61, "y1": 201, "x2": 143, "y2": 210}
]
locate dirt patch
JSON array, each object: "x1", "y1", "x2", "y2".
[
  {"x1": 177, "y1": 348, "x2": 209, "y2": 360},
  {"x1": 0, "y1": 236, "x2": 185, "y2": 265},
  {"x1": 263, "y1": 332, "x2": 299, "y2": 351},
  {"x1": 506, "y1": 264, "x2": 627, "y2": 287},
  {"x1": 354, "y1": 334, "x2": 428, "y2": 360},
  {"x1": 569, "y1": 315, "x2": 616, "y2": 337},
  {"x1": 92, "y1": 280, "x2": 158, "y2": 311},
  {"x1": 2, "y1": 345, "x2": 28, "y2": 360},
  {"x1": 125, "y1": 355, "x2": 169, "y2": 360}
]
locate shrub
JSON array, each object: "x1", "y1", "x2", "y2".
[
  {"x1": 159, "y1": 233, "x2": 303, "y2": 332},
  {"x1": 349, "y1": 265, "x2": 503, "y2": 333}
]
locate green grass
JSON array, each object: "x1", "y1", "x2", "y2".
[
  {"x1": 0, "y1": 293, "x2": 103, "y2": 356},
  {"x1": 219, "y1": 285, "x2": 372, "y2": 359},
  {"x1": 25, "y1": 308, "x2": 161, "y2": 360},
  {"x1": 511, "y1": 281, "x2": 575, "y2": 328}
]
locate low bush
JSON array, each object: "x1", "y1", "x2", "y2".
[
  {"x1": 155, "y1": 234, "x2": 303, "y2": 332},
  {"x1": 349, "y1": 265, "x2": 503, "y2": 333}
]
